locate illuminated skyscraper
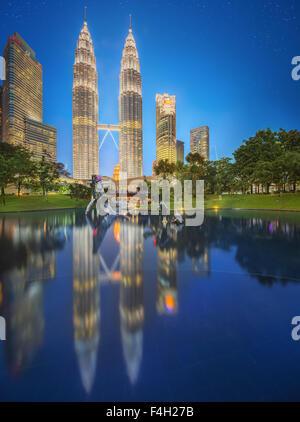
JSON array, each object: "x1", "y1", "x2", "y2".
[
  {"x1": 2, "y1": 33, "x2": 56, "y2": 159},
  {"x1": 119, "y1": 19, "x2": 143, "y2": 179},
  {"x1": 156, "y1": 94, "x2": 176, "y2": 164},
  {"x1": 73, "y1": 11, "x2": 99, "y2": 180},
  {"x1": 190, "y1": 126, "x2": 209, "y2": 160}
]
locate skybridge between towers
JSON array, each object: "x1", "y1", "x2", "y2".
[{"x1": 98, "y1": 123, "x2": 120, "y2": 151}]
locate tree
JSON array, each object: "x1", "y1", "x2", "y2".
[
  {"x1": 214, "y1": 158, "x2": 235, "y2": 194},
  {"x1": 13, "y1": 146, "x2": 37, "y2": 196},
  {"x1": 0, "y1": 143, "x2": 18, "y2": 205},
  {"x1": 69, "y1": 183, "x2": 91, "y2": 200},
  {"x1": 35, "y1": 155, "x2": 60, "y2": 197},
  {"x1": 185, "y1": 152, "x2": 205, "y2": 167},
  {"x1": 252, "y1": 161, "x2": 273, "y2": 194},
  {"x1": 234, "y1": 128, "x2": 282, "y2": 193},
  {"x1": 284, "y1": 152, "x2": 300, "y2": 192},
  {"x1": 154, "y1": 159, "x2": 175, "y2": 179}
]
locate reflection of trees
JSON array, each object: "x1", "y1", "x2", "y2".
[
  {"x1": 0, "y1": 219, "x2": 27, "y2": 273},
  {"x1": 231, "y1": 218, "x2": 300, "y2": 285},
  {"x1": 147, "y1": 214, "x2": 300, "y2": 286}
]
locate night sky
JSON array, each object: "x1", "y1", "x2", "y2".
[{"x1": 0, "y1": 0, "x2": 299, "y2": 176}]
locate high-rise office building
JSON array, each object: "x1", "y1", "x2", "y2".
[
  {"x1": 176, "y1": 140, "x2": 184, "y2": 162},
  {"x1": 25, "y1": 119, "x2": 57, "y2": 161},
  {"x1": 156, "y1": 94, "x2": 176, "y2": 164},
  {"x1": 119, "y1": 20, "x2": 143, "y2": 179},
  {"x1": 2, "y1": 33, "x2": 56, "y2": 159},
  {"x1": 190, "y1": 126, "x2": 209, "y2": 160},
  {"x1": 73, "y1": 12, "x2": 99, "y2": 180}
]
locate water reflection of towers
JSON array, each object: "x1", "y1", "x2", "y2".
[
  {"x1": 0, "y1": 216, "x2": 59, "y2": 374},
  {"x1": 156, "y1": 226, "x2": 178, "y2": 315},
  {"x1": 73, "y1": 224, "x2": 100, "y2": 393},
  {"x1": 119, "y1": 217, "x2": 144, "y2": 385}
]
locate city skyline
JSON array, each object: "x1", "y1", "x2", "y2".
[{"x1": 0, "y1": 0, "x2": 299, "y2": 176}]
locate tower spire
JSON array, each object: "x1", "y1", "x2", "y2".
[
  {"x1": 84, "y1": 6, "x2": 87, "y2": 23},
  {"x1": 129, "y1": 14, "x2": 132, "y2": 32}
]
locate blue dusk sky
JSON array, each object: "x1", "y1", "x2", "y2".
[{"x1": 0, "y1": 0, "x2": 299, "y2": 176}]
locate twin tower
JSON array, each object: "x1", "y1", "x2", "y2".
[{"x1": 72, "y1": 13, "x2": 143, "y2": 180}]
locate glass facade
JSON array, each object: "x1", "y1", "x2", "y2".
[
  {"x1": 73, "y1": 18, "x2": 99, "y2": 180},
  {"x1": 119, "y1": 27, "x2": 143, "y2": 179},
  {"x1": 176, "y1": 139, "x2": 184, "y2": 162},
  {"x1": 25, "y1": 118, "x2": 57, "y2": 162},
  {"x1": 190, "y1": 126, "x2": 210, "y2": 160},
  {"x1": 2, "y1": 32, "x2": 56, "y2": 160},
  {"x1": 156, "y1": 94, "x2": 176, "y2": 164}
]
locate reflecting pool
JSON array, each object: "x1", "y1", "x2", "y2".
[{"x1": 0, "y1": 209, "x2": 300, "y2": 401}]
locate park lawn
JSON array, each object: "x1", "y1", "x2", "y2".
[
  {"x1": 204, "y1": 193, "x2": 300, "y2": 211},
  {"x1": 0, "y1": 194, "x2": 88, "y2": 212},
  {"x1": 1, "y1": 193, "x2": 300, "y2": 213}
]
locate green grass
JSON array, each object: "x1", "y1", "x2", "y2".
[
  {"x1": 204, "y1": 193, "x2": 300, "y2": 211},
  {"x1": 0, "y1": 194, "x2": 88, "y2": 212},
  {"x1": 1, "y1": 193, "x2": 300, "y2": 213}
]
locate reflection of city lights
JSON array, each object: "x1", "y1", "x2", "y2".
[
  {"x1": 111, "y1": 271, "x2": 121, "y2": 281},
  {"x1": 165, "y1": 295, "x2": 175, "y2": 312},
  {"x1": 114, "y1": 222, "x2": 120, "y2": 243},
  {"x1": 213, "y1": 206, "x2": 219, "y2": 211}
]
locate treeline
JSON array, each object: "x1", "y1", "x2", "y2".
[
  {"x1": 0, "y1": 142, "x2": 69, "y2": 204},
  {"x1": 154, "y1": 128, "x2": 300, "y2": 194}
]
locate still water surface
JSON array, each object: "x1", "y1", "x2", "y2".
[{"x1": 0, "y1": 209, "x2": 300, "y2": 401}]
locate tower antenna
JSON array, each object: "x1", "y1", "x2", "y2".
[
  {"x1": 84, "y1": 6, "x2": 87, "y2": 22},
  {"x1": 129, "y1": 14, "x2": 132, "y2": 30}
]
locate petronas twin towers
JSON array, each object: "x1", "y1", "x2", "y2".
[{"x1": 73, "y1": 12, "x2": 143, "y2": 180}]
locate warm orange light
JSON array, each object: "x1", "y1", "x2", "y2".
[
  {"x1": 113, "y1": 163, "x2": 120, "y2": 181},
  {"x1": 114, "y1": 221, "x2": 120, "y2": 243},
  {"x1": 111, "y1": 271, "x2": 121, "y2": 281},
  {"x1": 165, "y1": 295, "x2": 175, "y2": 311}
]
